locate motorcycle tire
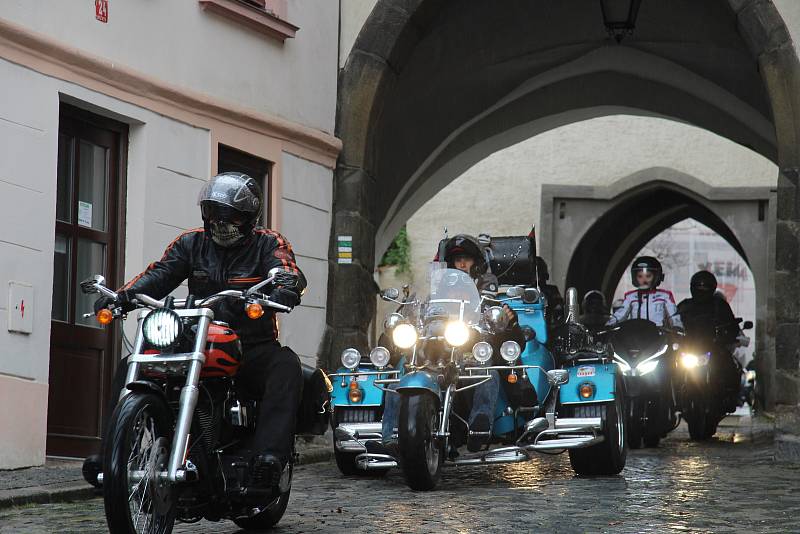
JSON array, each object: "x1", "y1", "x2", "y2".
[
  {"x1": 568, "y1": 374, "x2": 627, "y2": 476},
  {"x1": 233, "y1": 466, "x2": 292, "y2": 531},
  {"x1": 643, "y1": 399, "x2": 665, "y2": 448},
  {"x1": 103, "y1": 392, "x2": 177, "y2": 534},
  {"x1": 398, "y1": 392, "x2": 442, "y2": 491},
  {"x1": 627, "y1": 400, "x2": 643, "y2": 450},
  {"x1": 334, "y1": 448, "x2": 389, "y2": 477},
  {"x1": 686, "y1": 405, "x2": 717, "y2": 441}
]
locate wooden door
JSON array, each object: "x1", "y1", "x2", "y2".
[{"x1": 47, "y1": 106, "x2": 127, "y2": 458}]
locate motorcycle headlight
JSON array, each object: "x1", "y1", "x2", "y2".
[
  {"x1": 613, "y1": 353, "x2": 632, "y2": 375},
  {"x1": 392, "y1": 323, "x2": 418, "y2": 349},
  {"x1": 471, "y1": 341, "x2": 493, "y2": 364},
  {"x1": 444, "y1": 320, "x2": 470, "y2": 347},
  {"x1": 636, "y1": 359, "x2": 659, "y2": 376},
  {"x1": 369, "y1": 346, "x2": 391, "y2": 368},
  {"x1": 341, "y1": 348, "x2": 361, "y2": 370},
  {"x1": 500, "y1": 340, "x2": 521, "y2": 362},
  {"x1": 142, "y1": 308, "x2": 182, "y2": 349},
  {"x1": 681, "y1": 353, "x2": 702, "y2": 369}
]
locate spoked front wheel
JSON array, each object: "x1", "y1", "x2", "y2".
[
  {"x1": 398, "y1": 392, "x2": 442, "y2": 491},
  {"x1": 103, "y1": 393, "x2": 176, "y2": 534}
]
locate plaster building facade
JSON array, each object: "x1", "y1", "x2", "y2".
[{"x1": 0, "y1": 1, "x2": 340, "y2": 469}]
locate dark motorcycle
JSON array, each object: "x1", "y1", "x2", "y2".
[
  {"x1": 608, "y1": 319, "x2": 677, "y2": 448},
  {"x1": 678, "y1": 319, "x2": 752, "y2": 440},
  {"x1": 80, "y1": 271, "x2": 330, "y2": 534}
]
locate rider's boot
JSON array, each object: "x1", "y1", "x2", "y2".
[
  {"x1": 250, "y1": 454, "x2": 284, "y2": 493},
  {"x1": 82, "y1": 454, "x2": 103, "y2": 488},
  {"x1": 467, "y1": 414, "x2": 491, "y2": 452}
]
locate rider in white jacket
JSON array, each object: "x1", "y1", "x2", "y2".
[{"x1": 610, "y1": 256, "x2": 683, "y2": 329}]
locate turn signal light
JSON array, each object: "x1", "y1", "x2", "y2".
[
  {"x1": 348, "y1": 387, "x2": 363, "y2": 403},
  {"x1": 579, "y1": 383, "x2": 595, "y2": 399},
  {"x1": 246, "y1": 303, "x2": 264, "y2": 319},
  {"x1": 96, "y1": 308, "x2": 113, "y2": 325},
  {"x1": 507, "y1": 372, "x2": 518, "y2": 384}
]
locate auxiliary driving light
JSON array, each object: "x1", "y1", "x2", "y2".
[
  {"x1": 369, "y1": 346, "x2": 391, "y2": 368},
  {"x1": 444, "y1": 320, "x2": 470, "y2": 347},
  {"x1": 392, "y1": 323, "x2": 418, "y2": 349},
  {"x1": 341, "y1": 348, "x2": 361, "y2": 370},
  {"x1": 500, "y1": 341, "x2": 521, "y2": 362},
  {"x1": 471, "y1": 341, "x2": 493, "y2": 364}
]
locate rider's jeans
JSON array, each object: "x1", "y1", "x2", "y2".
[{"x1": 381, "y1": 370, "x2": 500, "y2": 442}]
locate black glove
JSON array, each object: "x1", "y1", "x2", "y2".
[
  {"x1": 270, "y1": 287, "x2": 300, "y2": 309},
  {"x1": 502, "y1": 304, "x2": 519, "y2": 328},
  {"x1": 93, "y1": 290, "x2": 136, "y2": 314}
]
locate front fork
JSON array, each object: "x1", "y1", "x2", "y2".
[
  {"x1": 436, "y1": 384, "x2": 456, "y2": 450},
  {"x1": 122, "y1": 310, "x2": 213, "y2": 483}
]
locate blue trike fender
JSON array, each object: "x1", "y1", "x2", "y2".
[{"x1": 396, "y1": 370, "x2": 441, "y2": 398}]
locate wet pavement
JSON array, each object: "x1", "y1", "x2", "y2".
[{"x1": 1, "y1": 415, "x2": 798, "y2": 534}]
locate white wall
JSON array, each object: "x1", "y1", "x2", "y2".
[
  {"x1": 406, "y1": 115, "x2": 777, "y2": 288},
  {"x1": 0, "y1": 0, "x2": 338, "y2": 133},
  {"x1": 277, "y1": 152, "x2": 332, "y2": 366}
]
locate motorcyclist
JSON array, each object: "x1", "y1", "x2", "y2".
[
  {"x1": 677, "y1": 271, "x2": 742, "y2": 407},
  {"x1": 83, "y1": 172, "x2": 306, "y2": 492},
  {"x1": 379, "y1": 234, "x2": 524, "y2": 453},
  {"x1": 536, "y1": 256, "x2": 565, "y2": 328},
  {"x1": 580, "y1": 290, "x2": 611, "y2": 332},
  {"x1": 610, "y1": 256, "x2": 683, "y2": 329}
]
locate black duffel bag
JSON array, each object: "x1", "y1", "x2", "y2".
[
  {"x1": 487, "y1": 235, "x2": 537, "y2": 286},
  {"x1": 296, "y1": 365, "x2": 332, "y2": 436}
]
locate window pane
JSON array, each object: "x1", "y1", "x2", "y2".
[
  {"x1": 56, "y1": 134, "x2": 74, "y2": 223},
  {"x1": 78, "y1": 140, "x2": 109, "y2": 231},
  {"x1": 51, "y1": 235, "x2": 71, "y2": 322},
  {"x1": 75, "y1": 239, "x2": 106, "y2": 328}
]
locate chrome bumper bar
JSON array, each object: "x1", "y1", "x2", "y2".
[{"x1": 334, "y1": 422, "x2": 383, "y2": 453}]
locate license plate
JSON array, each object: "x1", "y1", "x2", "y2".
[
  {"x1": 356, "y1": 375, "x2": 369, "y2": 382},
  {"x1": 576, "y1": 366, "x2": 596, "y2": 377}
]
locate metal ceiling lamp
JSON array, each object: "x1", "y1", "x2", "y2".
[{"x1": 600, "y1": 0, "x2": 643, "y2": 43}]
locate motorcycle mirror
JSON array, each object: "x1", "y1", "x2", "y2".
[
  {"x1": 381, "y1": 287, "x2": 400, "y2": 301},
  {"x1": 743, "y1": 320, "x2": 753, "y2": 330},
  {"x1": 484, "y1": 306, "x2": 508, "y2": 330},
  {"x1": 79, "y1": 274, "x2": 105, "y2": 294}
]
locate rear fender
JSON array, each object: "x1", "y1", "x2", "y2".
[{"x1": 559, "y1": 363, "x2": 617, "y2": 404}]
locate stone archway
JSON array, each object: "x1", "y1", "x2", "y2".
[
  {"x1": 327, "y1": 0, "x2": 800, "y2": 407},
  {"x1": 539, "y1": 167, "x2": 774, "y2": 406}
]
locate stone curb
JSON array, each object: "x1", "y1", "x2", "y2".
[{"x1": 0, "y1": 446, "x2": 333, "y2": 511}]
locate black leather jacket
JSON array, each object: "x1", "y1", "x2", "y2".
[{"x1": 121, "y1": 227, "x2": 305, "y2": 346}]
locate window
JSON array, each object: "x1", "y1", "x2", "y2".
[
  {"x1": 199, "y1": 0, "x2": 298, "y2": 42},
  {"x1": 218, "y1": 144, "x2": 272, "y2": 226}
]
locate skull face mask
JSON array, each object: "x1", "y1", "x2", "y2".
[{"x1": 209, "y1": 220, "x2": 246, "y2": 247}]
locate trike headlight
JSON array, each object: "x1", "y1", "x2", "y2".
[
  {"x1": 392, "y1": 323, "x2": 418, "y2": 349},
  {"x1": 369, "y1": 346, "x2": 391, "y2": 368},
  {"x1": 341, "y1": 348, "x2": 361, "y2": 370}
]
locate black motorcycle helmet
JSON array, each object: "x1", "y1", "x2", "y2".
[
  {"x1": 197, "y1": 172, "x2": 263, "y2": 247},
  {"x1": 582, "y1": 290, "x2": 608, "y2": 315},
  {"x1": 443, "y1": 234, "x2": 488, "y2": 278},
  {"x1": 630, "y1": 256, "x2": 664, "y2": 290},
  {"x1": 690, "y1": 270, "x2": 717, "y2": 302}
]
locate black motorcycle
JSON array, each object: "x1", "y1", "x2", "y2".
[
  {"x1": 608, "y1": 319, "x2": 677, "y2": 448},
  {"x1": 80, "y1": 272, "x2": 330, "y2": 534},
  {"x1": 677, "y1": 319, "x2": 752, "y2": 440}
]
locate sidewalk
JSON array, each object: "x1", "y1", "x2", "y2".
[{"x1": 0, "y1": 433, "x2": 333, "y2": 510}]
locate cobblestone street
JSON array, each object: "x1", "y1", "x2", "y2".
[{"x1": 1, "y1": 415, "x2": 798, "y2": 534}]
